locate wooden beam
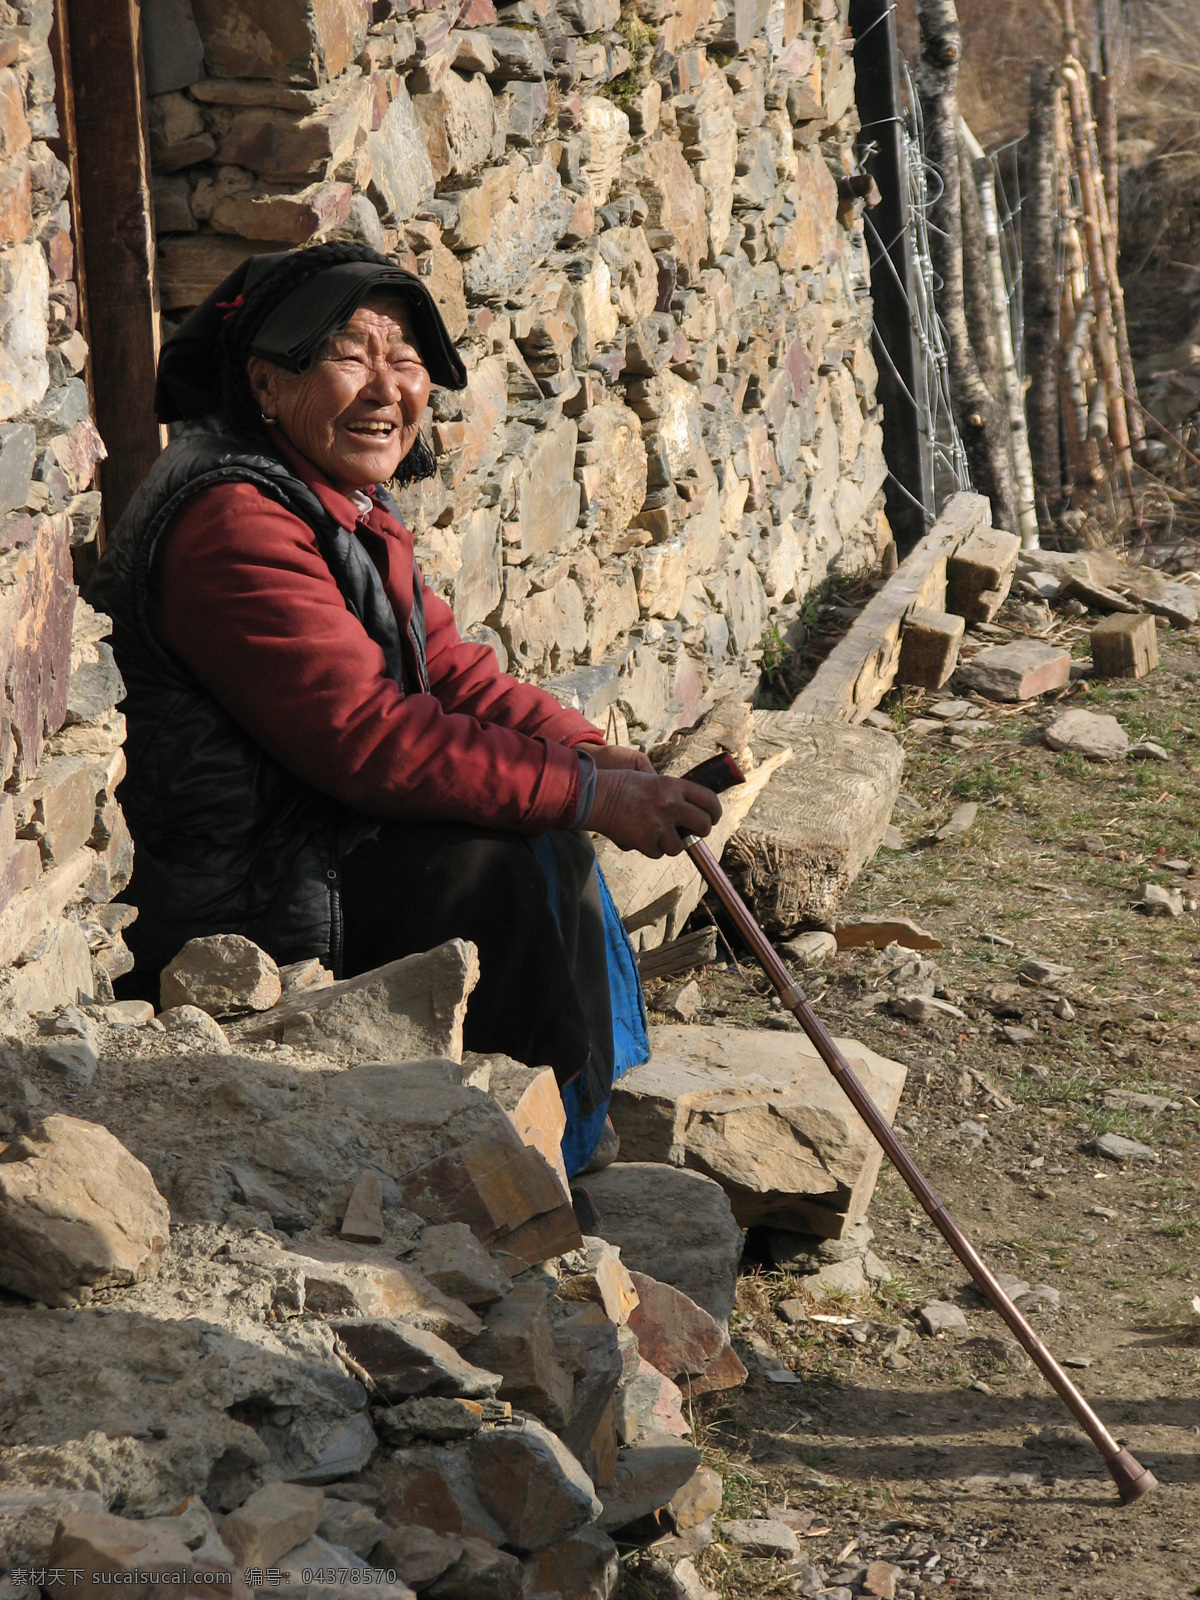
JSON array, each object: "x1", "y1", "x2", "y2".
[
  {"x1": 62, "y1": 0, "x2": 163, "y2": 530},
  {"x1": 723, "y1": 713, "x2": 904, "y2": 935},
  {"x1": 791, "y1": 492, "x2": 992, "y2": 724}
]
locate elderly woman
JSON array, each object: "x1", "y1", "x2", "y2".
[{"x1": 89, "y1": 242, "x2": 720, "y2": 1170}]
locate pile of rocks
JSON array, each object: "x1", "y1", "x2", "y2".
[
  {"x1": 144, "y1": 0, "x2": 888, "y2": 742},
  {"x1": 0, "y1": 933, "x2": 747, "y2": 1599}
]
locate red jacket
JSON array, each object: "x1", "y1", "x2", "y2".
[{"x1": 153, "y1": 441, "x2": 604, "y2": 833}]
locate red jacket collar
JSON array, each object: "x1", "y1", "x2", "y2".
[{"x1": 269, "y1": 432, "x2": 379, "y2": 534}]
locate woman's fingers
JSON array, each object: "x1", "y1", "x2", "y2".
[{"x1": 589, "y1": 769, "x2": 724, "y2": 857}]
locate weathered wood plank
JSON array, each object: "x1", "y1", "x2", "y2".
[
  {"x1": 791, "y1": 492, "x2": 991, "y2": 724},
  {"x1": 636, "y1": 926, "x2": 719, "y2": 983},
  {"x1": 722, "y1": 712, "x2": 904, "y2": 935},
  {"x1": 64, "y1": 0, "x2": 164, "y2": 527}
]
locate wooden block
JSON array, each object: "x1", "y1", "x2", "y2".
[
  {"x1": 636, "y1": 926, "x2": 718, "y2": 983},
  {"x1": 945, "y1": 524, "x2": 1021, "y2": 622},
  {"x1": 956, "y1": 640, "x2": 1071, "y2": 702},
  {"x1": 793, "y1": 492, "x2": 991, "y2": 723},
  {"x1": 897, "y1": 608, "x2": 965, "y2": 690},
  {"x1": 723, "y1": 714, "x2": 903, "y2": 934},
  {"x1": 341, "y1": 1170, "x2": 385, "y2": 1243},
  {"x1": 1090, "y1": 612, "x2": 1159, "y2": 678}
]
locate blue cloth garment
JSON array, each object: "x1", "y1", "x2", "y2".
[{"x1": 528, "y1": 836, "x2": 650, "y2": 1177}]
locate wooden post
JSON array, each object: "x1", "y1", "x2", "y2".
[
  {"x1": 1023, "y1": 61, "x2": 1062, "y2": 530},
  {"x1": 1085, "y1": 72, "x2": 1143, "y2": 452},
  {"x1": 915, "y1": 0, "x2": 1018, "y2": 536},
  {"x1": 849, "y1": 0, "x2": 933, "y2": 556},
  {"x1": 957, "y1": 133, "x2": 1003, "y2": 408},
  {"x1": 963, "y1": 120, "x2": 1040, "y2": 548},
  {"x1": 1061, "y1": 60, "x2": 1134, "y2": 489},
  {"x1": 59, "y1": 0, "x2": 163, "y2": 531}
]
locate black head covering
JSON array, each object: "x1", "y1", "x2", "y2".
[{"x1": 155, "y1": 246, "x2": 468, "y2": 424}]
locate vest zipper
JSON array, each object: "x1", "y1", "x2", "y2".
[{"x1": 327, "y1": 868, "x2": 344, "y2": 979}]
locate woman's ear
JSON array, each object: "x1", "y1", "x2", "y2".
[{"x1": 246, "y1": 356, "x2": 280, "y2": 419}]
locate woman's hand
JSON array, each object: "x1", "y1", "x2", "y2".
[
  {"x1": 589, "y1": 768, "x2": 722, "y2": 858},
  {"x1": 587, "y1": 743, "x2": 655, "y2": 775}
]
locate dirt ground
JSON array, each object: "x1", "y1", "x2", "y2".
[{"x1": 634, "y1": 599, "x2": 1200, "y2": 1599}]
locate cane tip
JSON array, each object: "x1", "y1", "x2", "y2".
[{"x1": 1108, "y1": 1447, "x2": 1158, "y2": 1505}]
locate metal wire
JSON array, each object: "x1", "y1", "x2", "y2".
[{"x1": 899, "y1": 60, "x2": 972, "y2": 513}]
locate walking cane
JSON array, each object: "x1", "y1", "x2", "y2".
[{"x1": 679, "y1": 753, "x2": 1157, "y2": 1505}]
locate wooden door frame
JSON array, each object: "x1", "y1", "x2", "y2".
[{"x1": 49, "y1": 0, "x2": 164, "y2": 543}]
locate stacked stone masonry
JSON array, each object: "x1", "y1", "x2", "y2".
[
  {"x1": 0, "y1": 0, "x2": 890, "y2": 1015},
  {"x1": 147, "y1": 0, "x2": 889, "y2": 741},
  {"x1": 0, "y1": 0, "x2": 128, "y2": 1017}
]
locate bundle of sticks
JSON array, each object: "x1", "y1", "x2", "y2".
[{"x1": 1023, "y1": 0, "x2": 1144, "y2": 523}]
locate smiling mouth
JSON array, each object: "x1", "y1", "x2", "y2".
[{"x1": 344, "y1": 420, "x2": 398, "y2": 440}]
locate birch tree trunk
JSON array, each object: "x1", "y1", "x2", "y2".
[
  {"x1": 958, "y1": 134, "x2": 1003, "y2": 408},
  {"x1": 963, "y1": 121, "x2": 1040, "y2": 547},
  {"x1": 1023, "y1": 60, "x2": 1062, "y2": 528},
  {"x1": 916, "y1": 0, "x2": 1018, "y2": 534}
]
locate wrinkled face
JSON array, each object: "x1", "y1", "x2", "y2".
[{"x1": 247, "y1": 293, "x2": 432, "y2": 490}]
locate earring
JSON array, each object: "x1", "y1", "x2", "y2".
[{"x1": 260, "y1": 411, "x2": 277, "y2": 425}]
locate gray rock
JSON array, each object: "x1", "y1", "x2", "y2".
[
  {"x1": 0, "y1": 422, "x2": 36, "y2": 515},
  {"x1": 469, "y1": 1417, "x2": 602, "y2": 1552},
  {"x1": 1128, "y1": 740, "x2": 1169, "y2": 762},
  {"x1": 278, "y1": 1537, "x2": 415, "y2": 1600},
  {"x1": 1102, "y1": 1089, "x2": 1181, "y2": 1115},
  {"x1": 328, "y1": 1318, "x2": 503, "y2": 1402},
  {"x1": 1014, "y1": 1285, "x2": 1061, "y2": 1314},
  {"x1": 721, "y1": 1518, "x2": 799, "y2": 1556},
  {"x1": 576, "y1": 1164, "x2": 743, "y2": 1326},
  {"x1": 917, "y1": 1300, "x2": 969, "y2": 1336},
  {"x1": 141, "y1": 0, "x2": 206, "y2": 94},
  {"x1": 781, "y1": 931, "x2": 837, "y2": 965},
  {"x1": 160, "y1": 933, "x2": 282, "y2": 1016},
  {"x1": 157, "y1": 1004, "x2": 231, "y2": 1052},
  {"x1": 798, "y1": 1256, "x2": 867, "y2": 1300},
  {"x1": 1136, "y1": 882, "x2": 1184, "y2": 918},
  {"x1": 236, "y1": 939, "x2": 480, "y2": 1064},
  {"x1": 0, "y1": 1114, "x2": 170, "y2": 1306},
  {"x1": 367, "y1": 87, "x2": 435, "y2": 222},
  {"x1": 65, "y1": 643, "x2": 125, "y2": 724},
  {"x1": 957, "y1": 640, "x2": 1071, "y2": 701},
  {"x1": 597, "y1": 1444, "x2": 702, "y2": 1532},
  {"x1": 1019, "y1": 959, "x2": 1073, "y2": 987},
  {"x1": 1043, "y1": 709, "x2": 1129, "y2": 762},
  {"x1": 1088, "y1": 1132, "x2": 1158, "y2": 1163}
]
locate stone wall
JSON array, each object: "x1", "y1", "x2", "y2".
[
  {"x1": 147, "y1": 0, "x2": 889, "y2": 741},
  {"x1": 0, "y1": 0, "x2": 130, "y2": 1017}
]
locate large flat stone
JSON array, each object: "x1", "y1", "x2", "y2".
[
  {"x1": 235, "y1": 940, "x2": 479, "y2": 1063},
  {"x1": 0, "y1": 1114, "x2": 170, "y2": 1306},
  {"x1": 573, "y1": 1164, "x2": 743, "y2": 1326},
  {"x1": 610, "y1": 1025, "x2": 907, "y2": 1237}
]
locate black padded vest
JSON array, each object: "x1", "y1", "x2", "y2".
[{"x1": 87, "y1": 424, "x2": 429, "y2": 978}]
